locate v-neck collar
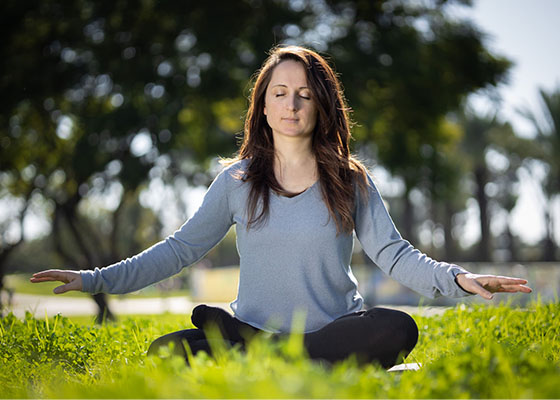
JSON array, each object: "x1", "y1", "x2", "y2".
[{"x1": 271, "y1": 180, "x2": 319, "y2": 203}]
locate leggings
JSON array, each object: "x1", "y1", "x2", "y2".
[{"x1": 147, "y1": 304, "x2": 418, "y2": 369}]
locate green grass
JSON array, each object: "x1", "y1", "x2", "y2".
[{"x1": 1, "y1": 302, "x2": 559, "y2": 398}]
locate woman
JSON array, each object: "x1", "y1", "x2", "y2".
[{"x1": 31, "y1": 45, "x2": 532, "y2": 368}]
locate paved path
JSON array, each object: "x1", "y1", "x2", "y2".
[
  {"x1": 2, "y1": 293, "x2": 230, "y2": 318},
  {"x1": 2, "y1": 292, "x2": 449, "y2": 319}
]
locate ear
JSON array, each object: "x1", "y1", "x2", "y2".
[{"x1": 263, "y1": 103, "x2": 267, "y2": 116}]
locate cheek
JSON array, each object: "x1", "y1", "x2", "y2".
[
  {"x1": 309, "y1": 108, "x2": 318, "y2": 126},
  {"x1": 263, "y1": 92, "x2": 273, "y2": 116},
  {"x1": 263, "y1": 105, "x2": 273, "y2": 127}
]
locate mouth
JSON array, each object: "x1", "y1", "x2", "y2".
[{"x1": 282, "y1": 118, "x2": 299, "y2": 122}]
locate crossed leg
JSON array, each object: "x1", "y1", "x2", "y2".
[{"x1": 148, "y1": 305, "x2": 418, "y2": 369}]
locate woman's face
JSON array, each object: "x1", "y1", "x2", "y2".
[{"x1": 264, "y1": 60, "x2": 318, "y2": 141}]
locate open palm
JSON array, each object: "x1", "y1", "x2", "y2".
[
  {"x1": 456, "y1": 273, "x2": 532, "y2": 300},
  {"x1": 30, "y1": 269, "x2": 83, "y2": 294}
]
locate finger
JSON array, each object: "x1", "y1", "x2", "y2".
[
  {"x1": 519, "y1": 284, "x2": 532, "y2": 293},
  {"x1": 53, "y1": 280, "x2": 80, "y2": 294},
  {"x1": 53, "y1": 284, "x2": 70, "y2": 294},
  {"x1": 479, "y1": 290, "x2": 494, "y2": 300},
  {"x1": 495, "y1": 287, "x2": 520, "y2": 293},
  {"x1": 30, "y1": 276, "x2": 61, "y2": 283},
  {"x1": 31, "y1": 270, "x2": 67, "y2": 282},
  {"x1": 30, "y1": 270, "x2": 73, "y2": 283},
  {"x1": 498, "y1": 284, "x2": 533, "y2": 293},
  {"x1": 469, "y1": 280, "x2": 494, "y2": 300},
  {"x1": 32, "y1": 269, "x2": 64, "y2": 277},
  {"x1": 494, "y1": 276, "x2": 528, "y2": 285}
]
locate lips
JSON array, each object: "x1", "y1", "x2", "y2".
[{"x1": 282, "y1": 118, "x2": 299, "y2": 122}]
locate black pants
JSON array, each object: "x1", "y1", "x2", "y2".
[{"x1": 147, "y1": 304, "x2": 418, "y2": 369}]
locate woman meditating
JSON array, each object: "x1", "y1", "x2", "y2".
[{"x1": 31, "y1": 45, "x2": 532, "y2": 369}]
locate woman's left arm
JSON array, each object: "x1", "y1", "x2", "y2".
[
  {"x1": 455, "y1": 273, "x2": 532, "y2": 300},
  {"x1": 354, "y1": 175, "x2": 532, "y2": 299}
]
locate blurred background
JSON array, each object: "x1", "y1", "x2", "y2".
[{"x1": 1, "y1": 0, "x2": 559, "y2": 320}]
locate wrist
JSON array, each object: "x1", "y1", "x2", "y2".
[{"x1": 455, "y1": 273, "x2": 476, "y2": 295}]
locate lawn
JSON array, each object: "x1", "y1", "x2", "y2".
[{"x1": 1, "y1": 301, "x2": 559, "y2": 398}]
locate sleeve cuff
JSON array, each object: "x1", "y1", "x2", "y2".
[
  {"x1": 79, "y1": 270, "x2": 95, "y2": 293},
  {"x1": 450, "y1": 267, "x2": 475, "y2": 297}
]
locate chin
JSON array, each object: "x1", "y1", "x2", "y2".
[{"x1": 274, "y1": 130, "x2": 313, "y2": 139}]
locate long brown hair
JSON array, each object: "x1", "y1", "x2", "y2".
[{"x1": 229, "y1": 45, "x2": 369, "y2": 234}]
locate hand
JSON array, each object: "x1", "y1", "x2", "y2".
[
  {"x1": 30, "y1": 269, "x2": 83, "y2": 294},
  {"x1": 455, "y1": 273, "x2": 532, "y2": 300}
]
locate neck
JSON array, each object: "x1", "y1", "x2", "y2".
[
  {"x1": 273, "y1": 135, "x2": 314, "y2": 167},
  {"x1": 272, "y1": 135, "x2": 317, "y2": 189}
]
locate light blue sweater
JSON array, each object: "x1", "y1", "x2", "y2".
[{"x1": 81, "y1": 159, "x2": 471, "y2": 332}]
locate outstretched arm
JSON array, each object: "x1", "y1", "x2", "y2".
[
  {"x1": 30, "y1": 269, "x2": 82, "y2": 294},
  {"x1": 455, "y1": 273, "x2": 532, "y2": 300},
  {"x1": 30, "y1": 164, "x2": 237, "y2": 295},
  {"x1": 354, "y1": 175, "x2": 533, "y2": 300}
]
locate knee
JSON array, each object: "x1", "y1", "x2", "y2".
[
  {"x1": 191, "y1": 304, "x2": 208, "y2": 328},
  {"x1": 365, "y1": 307, "x2": 418, "y2": 352},
  {"x1": 191, "y1": 304, "x2": 230, "y2": 330},
  {"x1": 146, "y1": 336, "x2": 164, "y2": 357},
  {"x1": 147, "y1": 334, "x2": 187, "y2": 359},
  {"x1": 399, "y1": 312, "x2": 419, "y2": 352}
]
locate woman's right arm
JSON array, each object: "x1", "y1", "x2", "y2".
[{"x1": 31, "y1": 166, "x2": 235, "y2": 295}]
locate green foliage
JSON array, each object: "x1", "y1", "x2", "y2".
[
  {"x1": 1, "y1": 303, "x2": 559, "y2": 398},
  {"x1": 0, "y1": 1, "x2": 514, "y2": 262},
  {"x1": 519, "y1": 86, "x2": 560, "y2": 260}
]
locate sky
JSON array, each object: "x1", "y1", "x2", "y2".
[
  {"x1": 456, "y1": 0, "x2": 560, "y2": 137},
  {"x1": 446, "y1": 0, "x2": 560, "y2": 246}
]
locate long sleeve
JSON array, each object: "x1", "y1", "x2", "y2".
[
  {"x1": 80, "y1": 166, "x2": 234, "y2": 294},
  {"x1": 354, "y1": 175, "x2": 472, "y2": 299}
]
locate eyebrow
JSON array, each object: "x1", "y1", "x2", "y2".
[{"x1": 270, "y1": 84, "x2": 309, "y2": 89}]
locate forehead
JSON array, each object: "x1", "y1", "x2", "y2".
[{"x1": 268, "y1": 60, "x2": 308, "y2": 87}]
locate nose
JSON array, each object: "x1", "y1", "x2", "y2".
[{"x1": 286, "y1": 94, "x2": 299, "y2": 111}]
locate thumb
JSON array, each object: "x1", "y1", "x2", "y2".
[
  {"x1": 53, "y1": 280, "x2": 80, "y2": 294},
  {"x1": 53, "y1": 284, "x2": 70, "y2": 294},
  {"x1": 473, "y1": 281, "x2": 494, "y2": 300}
]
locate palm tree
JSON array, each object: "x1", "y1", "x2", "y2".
[
  {"x1": 520, "y1": 87, "x2": 560, "y2": 261},
  {"x1": 459, "y1": 111, "x2": 498, "y2": 261},
  {"x1": 459, "y1": 110, "x2": 537, "y2": 261}
]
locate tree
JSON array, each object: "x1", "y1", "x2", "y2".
[
  {"x1": 0, "y1": 190, "x2": 31, "y2": 314},
  {"x1": 418, "y1": 118, "x2": 468, "y2": 261},
  {"x1": 313, "y1": 0, "x2": 512, "y2": 244},
  {"x1": 457, "y1": 109, "x2": 542, "y2": 261},
  {"x1": 0, "y1": 0, "x2": 310, "y2": 318},
  {"x1": 0, "y1": 0, "x2": 518, "y2": 314},
  {"x1": 520, "y1": 86, "x2": 560, "y2": 260},
  {"x1": 459, "y1": 111, "x2": 498, "y2": 260}
]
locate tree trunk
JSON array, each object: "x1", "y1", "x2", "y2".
[
  {"x1": 0, "y1": 245, "x2": 20, "y2": 316},
  {"x1": 53, "y1": 204, "x2": 115, "y2": 322},
  {"x1": 474, "y1": 165, "x2": 491, "y2": 261},
  {"x1": 443, "y1": 202, "x2": 458, "y2": 262},
  {"x1": 505, "y1": 222, "x2": 518, "y2": 262},
  {"x1": 92, "y1": 293, "x2": 115, "y2": 323},
  {"x1": 62, "y1": 204, "x2": 102, "y2": 267},
  {"x1": 403, "y1": 188, "x2": 416, "y2": 246},
  {"x1": 542, "y1": 203, "x2": 557, "y2": 261},
  {"x1": 0, "y1": 194, "x2": 29, "y2": 316},
  {"x1": 110, "y1": 192, "x2": 127, "y2": 263}
]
